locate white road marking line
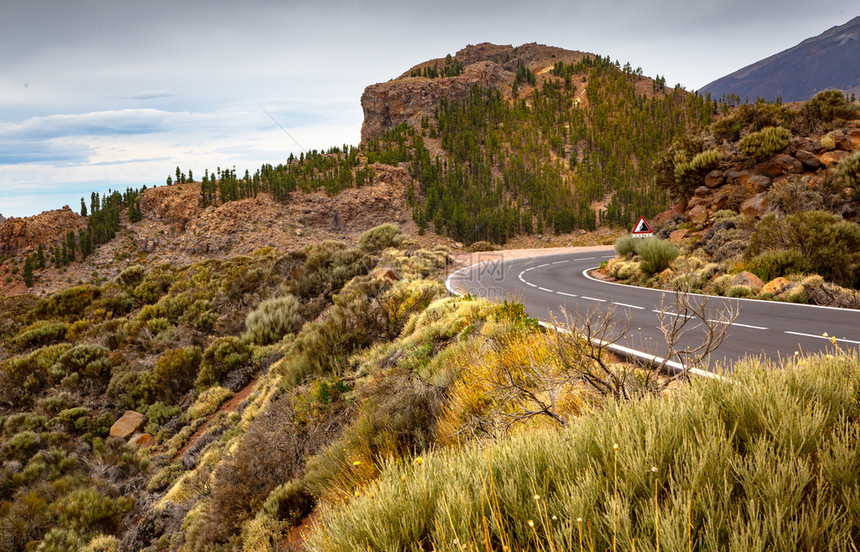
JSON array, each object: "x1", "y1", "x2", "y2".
[
  {"x1": 518, "y1": 276, "x2": 526, "y2": 282},
  {"x1": 578, "y1": 257, "x2": 595, "y2": 261},
  {"x1": 581, "y1": 296, "x2": 606, "y2": 302},
  {"x1": 654, "y1": 310, "x2": 766, "y2": 329},
  {"x1": 526, "y1": 282, "x2": 537, "y2": 287},
  {"x1": 785, "y1": 331, "x2": 860, "y2": 345},
  {"x1": 719, "y1": 321, "x2": 768, "y2": 330},
  {"x1": 537, "y1": 287, "x2": 554, "y2": 293},
  {"x1": 613, "y1": 302, "x2": 644, "y2": 310},
  {"x1": 537, "y1": 263, "x2": 549, "y2": 268},
  {"x1": 552, "y1": 260, "x2": 570, "y2": 265},
  {"x1": 557, "y1": 292, "x2": 578, "y2": 298}
]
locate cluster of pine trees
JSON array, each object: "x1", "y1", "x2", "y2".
[
  {"x1": 410, "y1": 54, "x2": 464, "y2": 79},
  {"x1": 191, "y1": 54, "x2": 716, "y2": 244}
]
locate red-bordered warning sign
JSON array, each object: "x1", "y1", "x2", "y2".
[{"x1": 632, "y1": 216, "x2": 653, "y2": 235}]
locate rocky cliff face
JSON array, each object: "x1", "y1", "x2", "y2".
[
  {"x1": 360, "y1": 42, "x2": 589, "y2": 142},
  {"x1": 0, "y1": 206, "x2": 87, "y2": 256}
]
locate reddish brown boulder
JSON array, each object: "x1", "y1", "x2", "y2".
[
  {"x1": 756, "y1": 154, "x2": 803, "y2": 178},
  {"x1": 794, "y1": 149, "x2": 821, "y2": 169},
  {"x1": 849, "y1": 129, "x2": 860, "y2": 150},
  {"x1": 732, "y1": 271, "x2": 763, "y2": 292},
  {"x1": 710, "y1": 191, "x2": 728, "y2": 211},
  {"x1": 652, "y1": 202, "x2": 685, "y2": 226},
  {"x1": 740, "y1": 193, "x2": 768, "y2": 218},
  {"x1": 669, "y1": 229, "x2": 688, "y2": 244},
  {"x1": 128, "y1": 433, "x2": 156, "y2": 448},
  {"x1": 704, "y1": 170, "x2": 725, "y2": 189},
  {"x1": 762, "y1": 277, "x2": 793, "y2": 296},
  {"x1": 370, "y1": 266, "x2": 401, "y2": 281},
  {"x1": 110, "y1": 411, "x2": 147, "y2": 439},
  {"x1": 746, "y1": 175, "x2": 772, "y2": 193},
  {"x1": 835, "y1": 134, "x2": 854, "y2": 151},
  {"x1": 688, "y1": 204, "x2": 709, "y2": 225},
  {"x1": 820, "y1": 150, "x2": 850, "y2": 168}
]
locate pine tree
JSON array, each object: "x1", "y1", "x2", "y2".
[
  {"x1": 23, "y1": 255, "x2": 34, "y2": 288},
  {"x1": 80, "y1": 198, "x2": 88, "y2": 217}
]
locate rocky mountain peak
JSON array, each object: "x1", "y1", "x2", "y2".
[{"x1": 361, "y1": 42, "x2": 590, "y2": 142}]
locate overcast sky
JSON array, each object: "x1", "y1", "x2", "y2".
[{"x1": 0, "y1": 0, "x2": 855, "y2": 217}]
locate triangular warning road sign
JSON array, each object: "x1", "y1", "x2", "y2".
[{"x1": 632, "y1": 216, "x2": 652, "y2": 234}]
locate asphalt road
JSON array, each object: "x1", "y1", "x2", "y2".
[{"x1": 446, "y1": 247, "x2": 860, "y2": 372}]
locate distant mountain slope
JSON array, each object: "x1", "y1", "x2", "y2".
[{"x1": 700, "y1": 16, "x2": 860, "y2": 102}]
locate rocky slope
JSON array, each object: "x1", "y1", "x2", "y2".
[
  {"x1": 654, "y1": 124, "x2": 860, "y2": 233},
  {"x1": 700, "y1": 16, "x2": 860, "y2": 102},
  {"x1": 0, "y1": 165, "x2": 420, "y2": 297},
  {"x1": 0, "y1": 205, "x2": 87, "y2": 256}
]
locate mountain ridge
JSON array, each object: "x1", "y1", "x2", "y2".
[{"x1": 700, "y1": 16, "x2": 860, "y2": 102}]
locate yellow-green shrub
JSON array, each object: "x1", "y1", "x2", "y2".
[
  {"x1": 195, "y1": 337, "x2": 251, "y2": 390},
  {"x1": 738, "y1": 126, "x2": 792, "y2": 160},
  {"x1": 243, "y1": 294, "x2": 301, "y2": 345}
]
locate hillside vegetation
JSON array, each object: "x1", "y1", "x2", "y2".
[{"x1": 604, "y1": 91, "x2": 860, "y2": 307}]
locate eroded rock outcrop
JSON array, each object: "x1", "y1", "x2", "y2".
[{"x1": 0, "y1": 206, "x2": 87, "y2": 255}]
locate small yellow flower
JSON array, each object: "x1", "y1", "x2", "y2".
[
  {"x1": 613, "y1": 443, "x2": 618, "y2": 450},
  {"x1": 823, "y1": 332, "x2": 829, "y2": 337},
  {"x1": 528, "y1": 520, "x2": 535, "y2": 528},
  {"x1": 401, "y1": 475, "x2": 406, "y2": 482},
  {"x1": 354, "y1": 491, "x2": 359, "y2": 497},
  {"x1": 826, "y1": 354, "x2": 833, "y2": 359},
  {"x1": 369, "y1": 493, "x2": 374, "y2": 498},
  {"x1": 415, "y1": 457, "x2": 423, "y2": 465},
  {"x1": 353, "y1": 461, "x2": 361, "y2": 466}
]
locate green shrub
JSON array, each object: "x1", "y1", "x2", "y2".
[
  {"x1": 295, "y1": 241, "x2": 372, "y2": 299},
  {"x1": 243, "y1": 294, "x2": 302, "y2": 345},
  {"x1": 820, "y1": 135, "x2": 836, "y2": 151},
  {"x1": 51, "y1": 488, "x2": 132, "y2": 534},
  {"x1": 634, "y1": 238, "x2": 679, "y2": 275},
  {"x1": 135, "y1": 347, "x2": 202, "y2": 405},
  {"x1": 833, "y1": 151, "x2": 860, "y2": 201},
  {"x1": 57, "y1": 407, "x2": 90, "y2": 431},
  {"x1": 744, "y1": 249, "x2": 812, "y2": 282},
  {"x1": 146, "y1": 463, "x2": 185, "y2": 493},
  {"x1": 5, "y1": 430, "x2": 41, "y2": 459},
  {"x1": 613, "y1": 235, "x2": 637, "y2": 257},
  {"x1": 195, "y1": 337, "x2": 250, "y2": 390},
  {"x1": 803, "y1": 89, "x2": 857, "y2": 123},
  {"x1": 51, "y1": 344, "x2": 112, "y2": 384},
  {"x1": 145, "y1": 401, "x2": 181, "y2": 430},
  {"x1": 35, "y1": 528, "x2": 84, "y2": 552},
  {"x1": 81, "y1": 534, "x2": 120, "y2": 552},
  {"x1": 357, "y1": 223, "x2": 403, "y2": 254},
  {"x1": 117, "y1": 264, "x2": 146, "y2": 289},
  {"x1": 34, "y1": 285, "x2": 99, "y2": 320},
  {"x1": 12, "y1": 321, "x2": 68, "y2": 349},
  {"x1": 738, "y1": 126, "x2": 792, "y2": 161},
  {"x1": 751, "y1": 211, "x2": 860, "y2": 287},
  {"x1": 727, "y1": 285, "x2": 754, "y2": 298}
]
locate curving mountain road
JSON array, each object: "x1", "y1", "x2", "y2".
[{"x1": 446, "y1": 246, "x2": 860, "y2": 372}]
